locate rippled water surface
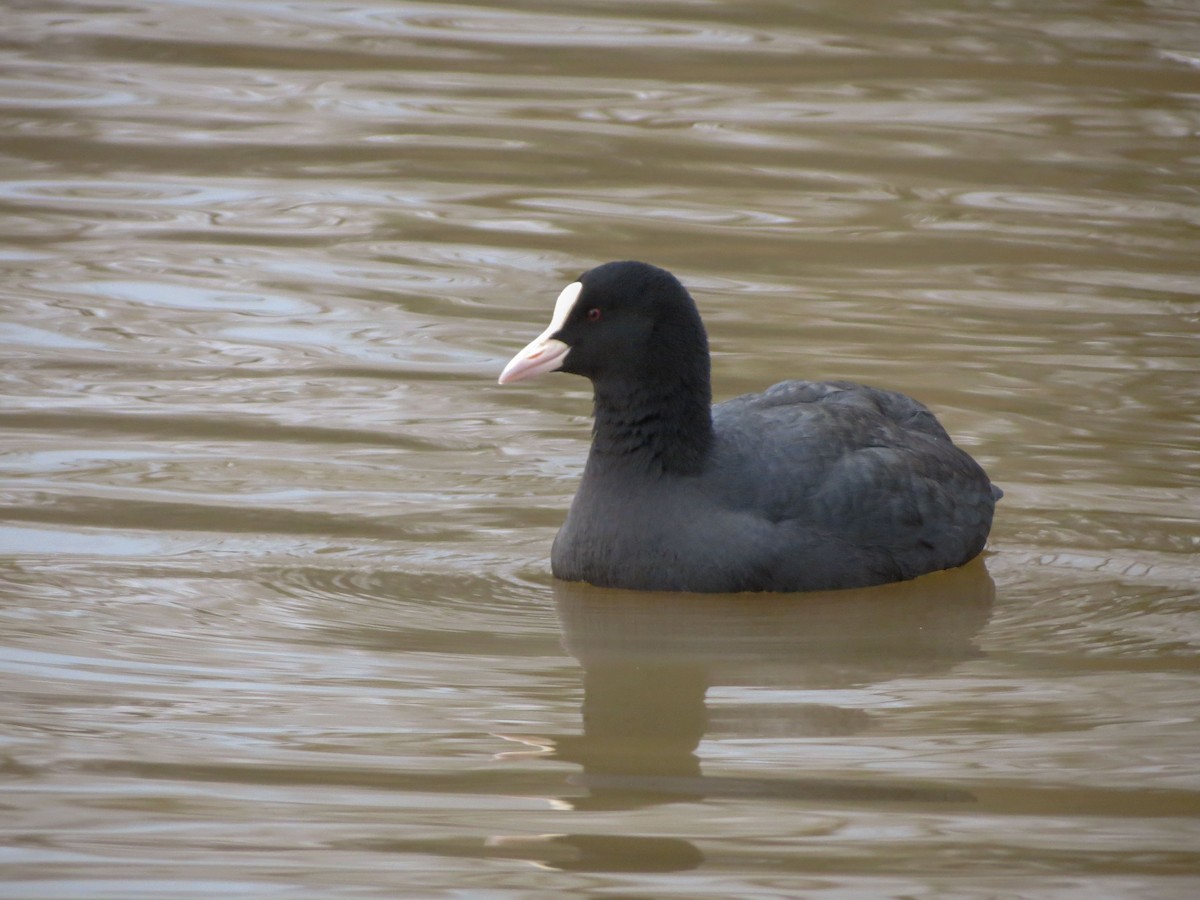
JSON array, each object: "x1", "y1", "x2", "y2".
[{"x1": 3, "y1": 1, "x2": 1200, "y2": 896}]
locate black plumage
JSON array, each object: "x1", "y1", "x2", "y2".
[{"x1": 500, "y1": 261, "x2": 1000, "y2": 593}]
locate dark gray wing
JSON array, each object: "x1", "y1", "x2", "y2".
[{"x1": 710, "y1": 380, "x2": 997, "y2": 585}]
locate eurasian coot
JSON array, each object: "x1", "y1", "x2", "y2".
[{"x1": 499, "y1": 261, "x2": 1000, "y2": 593}]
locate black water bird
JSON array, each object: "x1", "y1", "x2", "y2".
[{"x1": 499, "y1": 261, "x2": 1000, "y2": 593}]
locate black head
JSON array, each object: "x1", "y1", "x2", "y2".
[
  {"x1": 499, "y1": 261, "x2": 716, "y2": 473},
  {"x1": 499, "y1": 261, "x2": 710, "y2": 390}
]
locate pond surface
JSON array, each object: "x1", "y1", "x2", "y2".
[{"x1": 2, "y1": 1, "x2": 1199, "y2": 896}]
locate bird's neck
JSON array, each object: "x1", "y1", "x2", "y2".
[{"x1": 587, "y1": 375, "x2": 714, "y2": 477}]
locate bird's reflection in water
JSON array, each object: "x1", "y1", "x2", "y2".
[
  {"x1": 483, "y1": 833, "x2": 704, "y2": 873},
  {"x1": 503, "y1": 558, "x2": 994, "y2": 816}
]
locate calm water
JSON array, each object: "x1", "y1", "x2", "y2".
[{"x1": 3, "y1": 0, "x2": 1199, "y2": 896}]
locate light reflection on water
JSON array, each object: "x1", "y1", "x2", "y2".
[{"x1": 2, "y1": 0, "x2": 1199, "y2": 895}]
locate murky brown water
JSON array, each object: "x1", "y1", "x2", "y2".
[{"x1": 3, "y1": 0, "x2": 1199, "y2": 896}]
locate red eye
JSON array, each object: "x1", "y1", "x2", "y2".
[{"x1": 587, "y1": 307, "x2": 602, "y2": 322}]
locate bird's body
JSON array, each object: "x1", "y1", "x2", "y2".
[{"x1": 500, "y1": 261, "x2": 999, "y2": 593}]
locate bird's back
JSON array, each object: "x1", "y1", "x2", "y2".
[{"x1": 706, "y1": 380, "x2": 998, "y2": 588}]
